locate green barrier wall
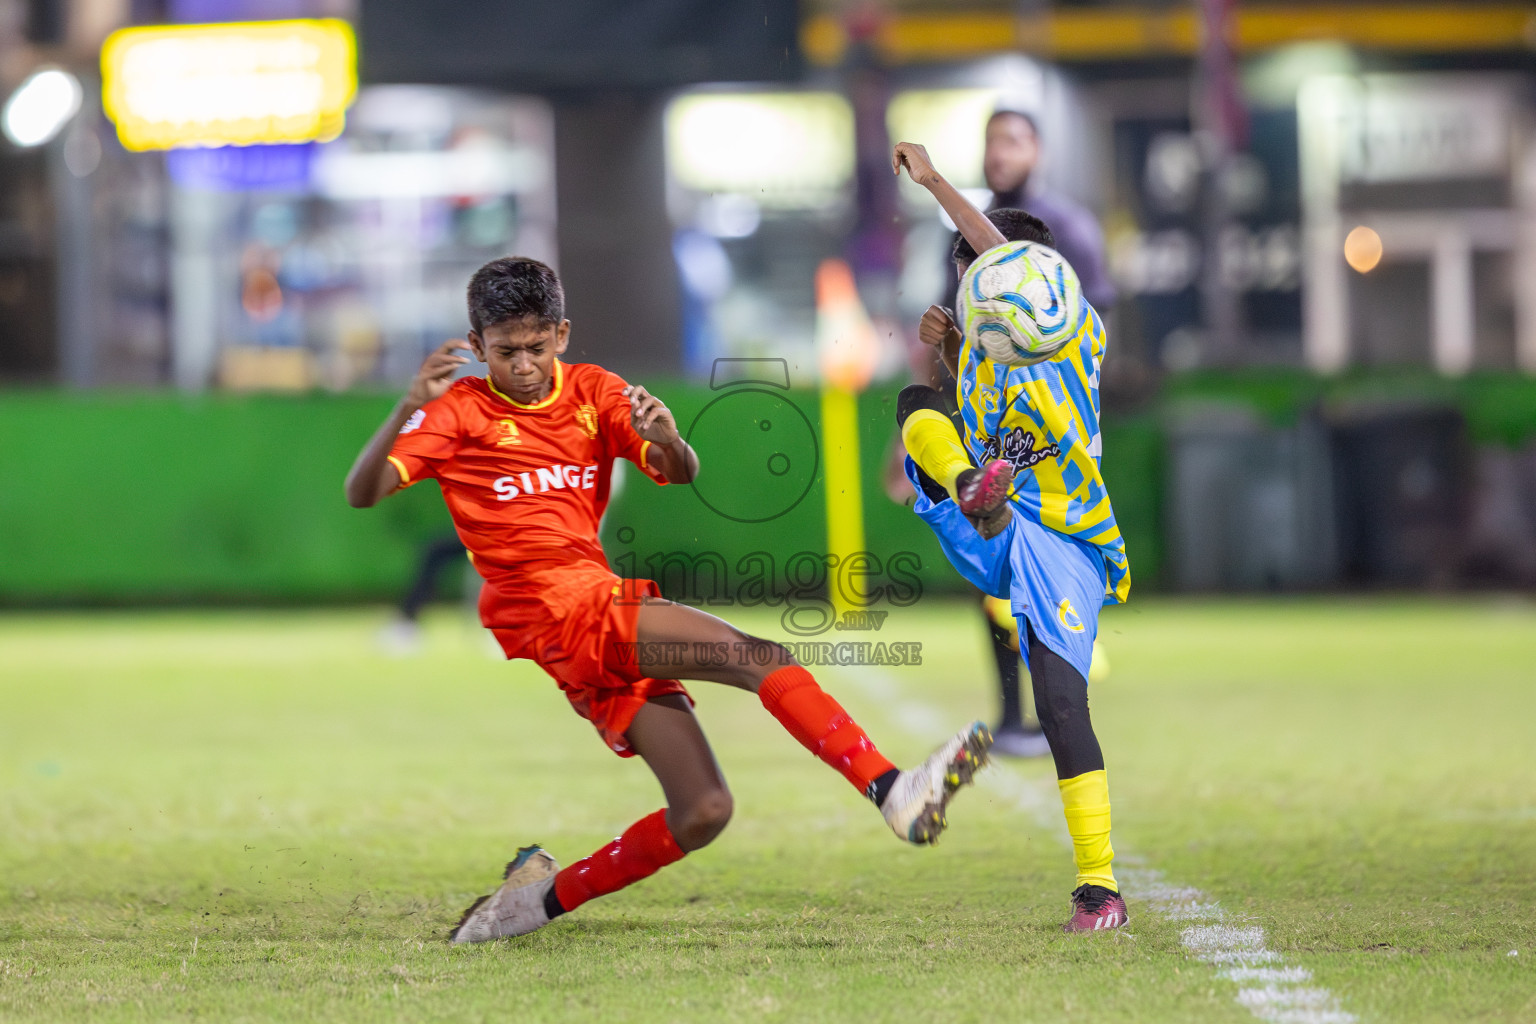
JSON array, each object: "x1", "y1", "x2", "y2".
[
  {"x1": 595, "y1": 384, "x2": 1164, "y2": 606},
  {"x1": 1163, "y1": 370, "x2": 1536, "y2": 447},
  {"x1": 11, "y1": 370, "x2": 1526, "y2": 605},
  {"x1": 0, "y1": 381, "x2": 1160, "y2": 604},
  {"x1": 0, "y1": 392, "x2": 450, "y2": 603}
]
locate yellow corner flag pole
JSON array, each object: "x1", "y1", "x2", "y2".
[
  {"x1": 815, "y1": 259, "x2": 878, "y2": 621},
  {"x1": 821, "y1": 384, "x2": 865, "y2": 619}
]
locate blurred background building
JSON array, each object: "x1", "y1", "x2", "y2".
[{"x1": 2, "y1": 0, "x2": 1535, "y2": 604}]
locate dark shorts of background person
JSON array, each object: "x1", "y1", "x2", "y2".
[{"x1": 400, "y1": 534, "x2": 469, "y2": 621}]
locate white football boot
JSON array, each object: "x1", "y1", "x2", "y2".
[
  {"x1": 880, "y1": 721, "x2": 993, "y2": 845},
  {"x1": 449, "y1": 845, "x2": 560, "y2": 943}
]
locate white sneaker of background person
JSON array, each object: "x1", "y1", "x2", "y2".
[{"x1": 377, "y1": 616, "x2": 423, "y2": 657}]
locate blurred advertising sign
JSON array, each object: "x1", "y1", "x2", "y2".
[
  {"x1": 1110, "y1": 110, "x2": 1304, "y2": 368},
  {"x1": 665, "y1": 93, "x2": 853, "y2": 210},
  {"x1": 101, "y1": 19, "x2": 357, "y2": 152},
  {"x1": 1305, "y1": 75, "x2": 1511, "y2": 183},
  {"x1": 311, "y1": 145, "x2": 548, "y2": 200},
  {"x1": 166, "y1": 142, "x2": 317, "y2": 191}
]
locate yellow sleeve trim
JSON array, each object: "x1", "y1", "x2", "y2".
[
  {"x1": 638, "y1": 439, "x2": 668, "y2": 483},
  {"x1": 386, "y1": 455, "x2": 412, "y2": 488}
]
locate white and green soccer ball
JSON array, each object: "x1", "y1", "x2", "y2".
[{"x1": 957, "y1": 240, "x2": 1084, "y2": 366}]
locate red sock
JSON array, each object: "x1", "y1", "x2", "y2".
[
  {"x1": 758, "y1": 665, "x2": 897, "y2": 797},
  {"x1": 553, "y1": 809, "x2": 685, "y2": 913}
]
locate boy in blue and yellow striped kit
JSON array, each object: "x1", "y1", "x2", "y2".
[{"x1": 892, "y1": 140, "x2": 1129, "y2": 932}]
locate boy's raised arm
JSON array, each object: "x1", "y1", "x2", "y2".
[
  {"x1": 625, "y1": 383, "x2": 699, "y2": 485},
  {"x1": 344, "y1": 339, "x2": 469, "y2": 508},
  {"x1": 893, "y1": 141, "x2": 1007, "y2": 258}
]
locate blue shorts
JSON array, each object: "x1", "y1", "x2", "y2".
[{"x1": 905, "y1": 457, "x2": 1107, "y2": 682}]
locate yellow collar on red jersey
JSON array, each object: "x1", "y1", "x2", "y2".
[{"x1": 486, "y1": 359, "x2": 565, "y2": 411}]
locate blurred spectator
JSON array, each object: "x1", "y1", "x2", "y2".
[
  {"x1": 378, "y1": 534, "x2": 468, "y2": 655},
  {"x1": 945, "y1": 107, "x2": 1115, "y2": 312}
]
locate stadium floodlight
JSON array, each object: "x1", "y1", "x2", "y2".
[
  {"x1": 3, "y1": 69, "x2": 83, "y2": 148},
  {"x1": 100, "y1": 19, "x2": 356, "y2": 151}
]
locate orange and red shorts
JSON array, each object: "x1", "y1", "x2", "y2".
[{"x1": 479, "y1": 558, "x2": 690, "y2": 757}]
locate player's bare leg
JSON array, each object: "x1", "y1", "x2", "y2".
[
  {"x1": 625, "y1": 694, "x2": 735, "y2": 852},
  {"x1": 535, "y1": 696, "x2": 732, "y2": 927},
  {"x1": 450, "y1": 695, "x2": 730, "y2": 943},
  {"x1": 634, "y1": 600, "x2": 991, "y2": 844}
]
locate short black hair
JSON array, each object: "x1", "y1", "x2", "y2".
[
  {"x1": 988, "y1": 107, "x2": 1040, "y2": 138},
  {"x1": 466, "y1": 257, "x2": 565, "y2": 333},
  {"x1": 952, "y1": 208, "x2": 1056, "y2": 267}
]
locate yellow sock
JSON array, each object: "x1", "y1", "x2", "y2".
[
  {"x1": 900, "y1": 409, "x2": 971, "y2": 495},
  {"x1": 1059, "y1": 769, "x2": 1117, "y2": 892}
]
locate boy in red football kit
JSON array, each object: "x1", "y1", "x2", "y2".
[{"x1": 345, "y1": 257, "x2": 992, "y2": 942}]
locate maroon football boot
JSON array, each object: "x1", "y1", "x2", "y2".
[
  {"x1": 1063, "y1": 884, "x2": 1128, "y2": 933},
  {"x1": 954, "y1": 460, "x2": 1014, "y2": 539}
]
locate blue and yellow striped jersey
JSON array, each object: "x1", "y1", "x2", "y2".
[{"x1": 955, "y1": 302, "x2": 1131, "y2": 604}]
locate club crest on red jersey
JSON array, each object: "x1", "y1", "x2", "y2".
[
  {"x1": 496, "y1": 419, "x2": 521, "y2": 446},
  {"x1": 576, "y1": 404, "x2": 599, "y2": 438}
]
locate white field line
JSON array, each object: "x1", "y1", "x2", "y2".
[{"x1": 842, "y1": 666, "x2": 1355, "y2": 1024}]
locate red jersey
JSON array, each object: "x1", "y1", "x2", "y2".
[{"x1": 386, "y1": 360, "x2": 666, "y2": 577}]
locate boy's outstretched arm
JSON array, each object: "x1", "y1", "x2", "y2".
[
  {"x1": 893, "y1": 141, "x2": 1007, "y2": 259},
  {"x1": 345, "y1": 339, "x2": 470, "y2": 508},
  {"x1": 625, "y1": 384, "x2": 699, "y2": 484}
]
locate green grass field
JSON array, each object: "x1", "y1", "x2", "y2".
[{"x1": 1, "y1": 598, "x2": 1532, "y2": 1022}]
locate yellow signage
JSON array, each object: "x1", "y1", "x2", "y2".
[{"x1": 101, "y1": 19, "x2": 357, "y2": 152}]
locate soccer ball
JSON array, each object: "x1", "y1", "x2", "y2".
[{"x1": 957, "y1": 240, "x2": 1085, "y2": 366}]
